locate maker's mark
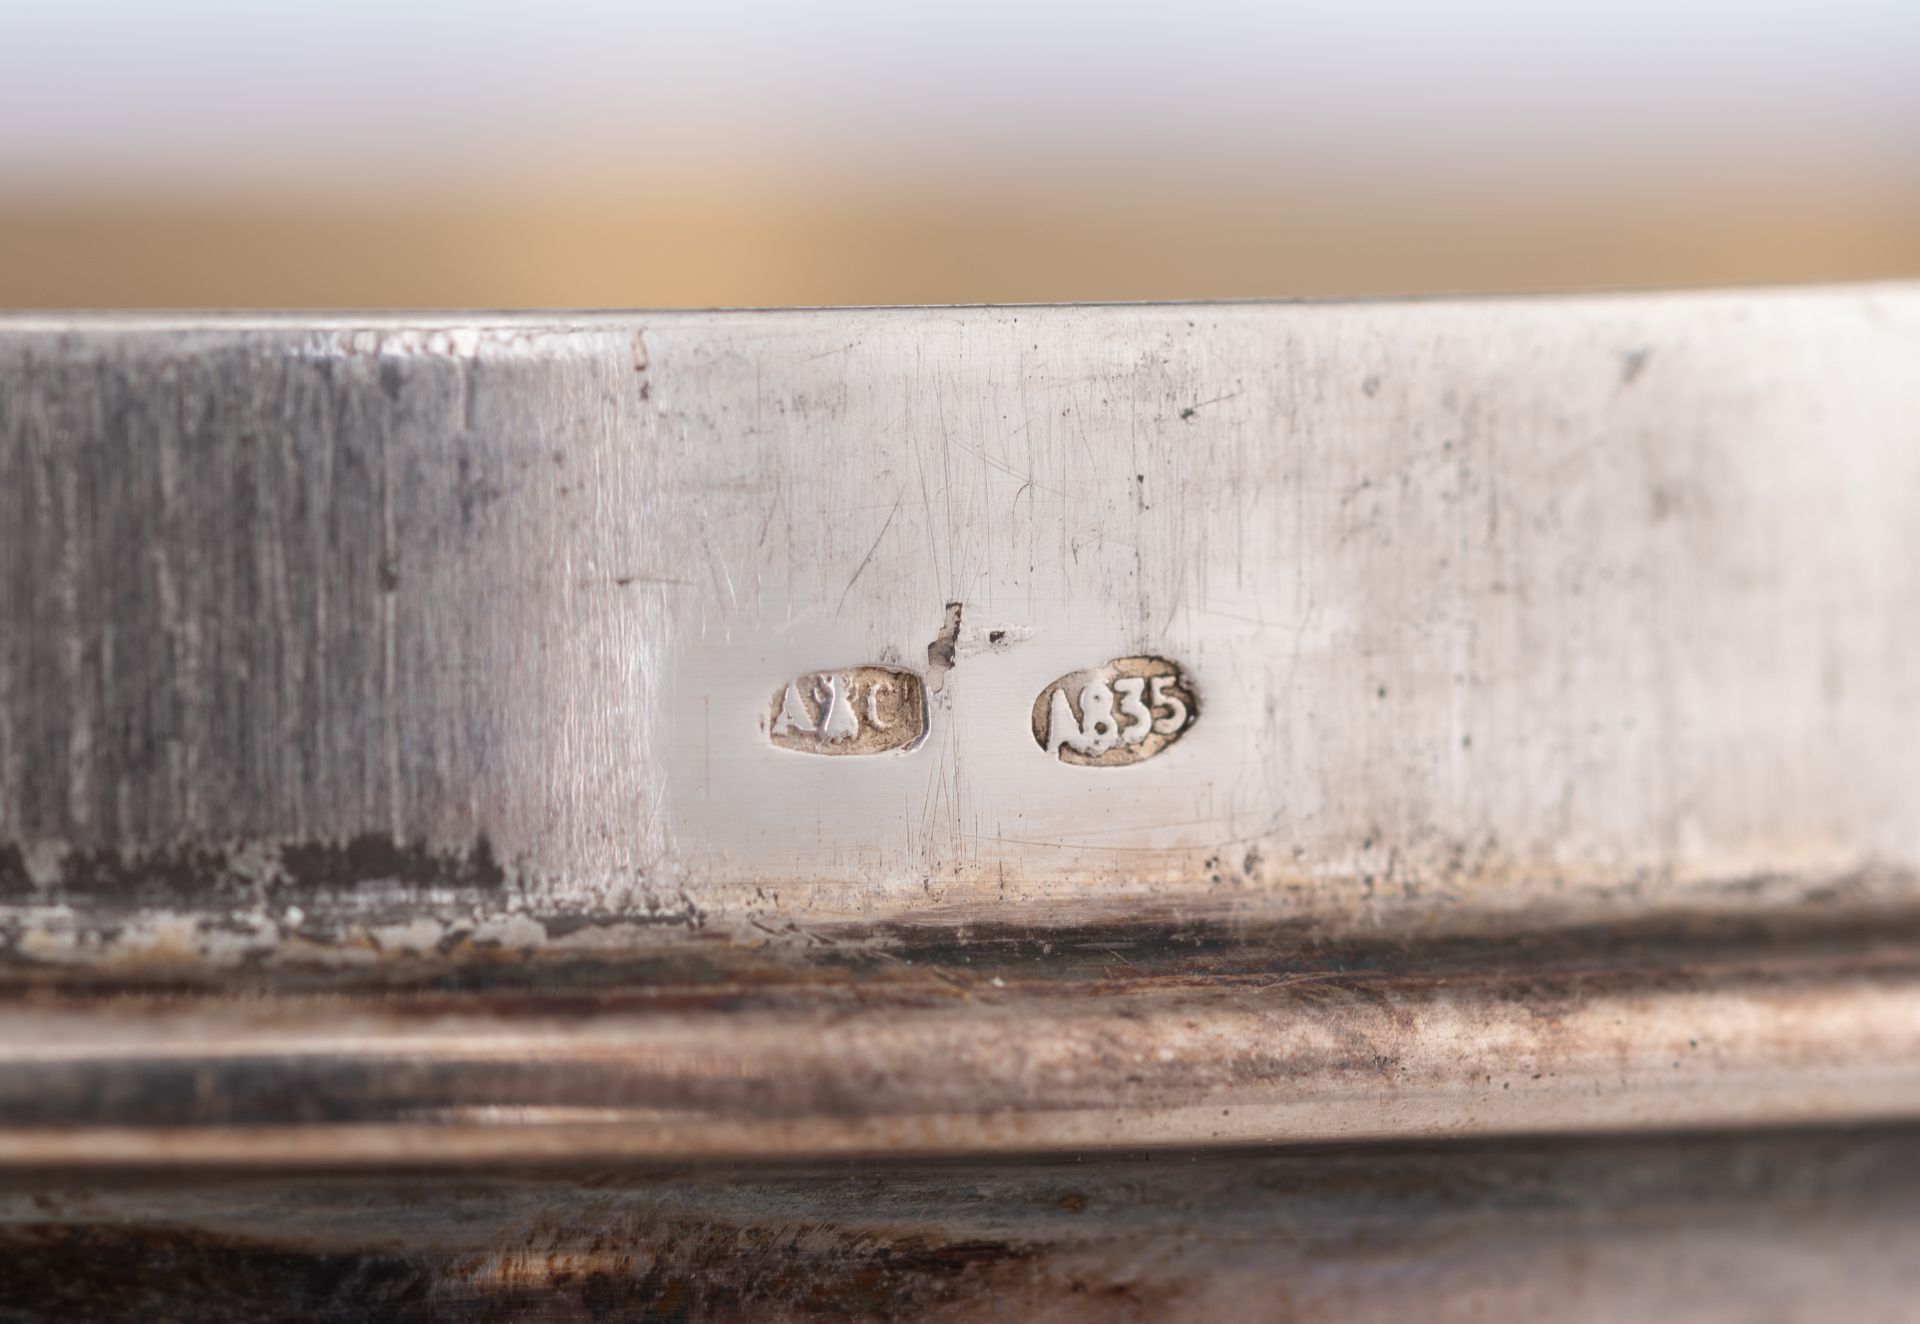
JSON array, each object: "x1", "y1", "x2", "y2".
[{"x1": 767, "y1": 666, "x2": 928, "y2": 755}]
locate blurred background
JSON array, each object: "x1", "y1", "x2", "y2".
[{"x1": 1, "y1": 0, "x2": 1916, "y2": 308}]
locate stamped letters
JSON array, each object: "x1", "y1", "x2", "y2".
[
  {"x1": 766, "y1": 666, "x2": 928, "y2": 755},
  {"x1": 1031, "y1": 656, "x2": 1197, "y2": 767}
]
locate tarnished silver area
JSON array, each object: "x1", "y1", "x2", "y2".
[
  {"x1": 0, "y1": 918, "x2": 1916, "y2": 1164},
  {"x1": 11, "y1": 1131, "x2": 1920, "y2": 1319},
  {"x1": 1033, "y1": 655, "x2": 1196, "y2": 765},
  {"x1": 767, "y1": 665, "x2": 927, "y2": 755}
]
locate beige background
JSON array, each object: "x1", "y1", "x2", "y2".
[{"x1": 1, "y1": 1, "x2": 1916, "y2": 307}]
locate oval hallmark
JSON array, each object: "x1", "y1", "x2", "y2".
[
  {"x1": 767, "y1": 666, "x2": 927, "y2": 756},
  {"x1": 1032, "y1": 656, "x2": 1197, "y2": 766}
]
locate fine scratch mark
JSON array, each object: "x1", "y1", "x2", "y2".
[
  {"x1": 608, "y1": 573, "x2": 695, "y2": 589},
  {"x1": 702, "y1": 540, "x2": 738, "y2": 611},
  {"x1": 836, "y1": 490, "x2": 905, "y2": 616},
  {"x1": 1180, "y1": 389, "x2": 1242, "y2": 422},
  {"x1": 908, "y1": 418, "x2": 945, "y2": 590}
]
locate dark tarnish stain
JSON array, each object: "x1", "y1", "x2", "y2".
[
  {"x1": 279, "y1": 835, "x2": 507, "y2": 892},
  {"x1": 0, "y1": 836, "x2": 509, "y2": 911},
  {"x1": 0, "y1": 1224, "x2": 434, "y2": 1324},
  {"x1": 0, "y1": 1218, "x2": 1040, "y2": 1323},
  {"x1": 6, "y1": 1130, "x2": 1920, "y2": 1319},
  {"x1": 1620, "y1": 347, "x2": 1652, "y2": 386},
  {"x1": 925, "y1": 602, "x2": 964, "y2": 696},
  {"x1": 378, "y1": 358, "x2": 407, "y2": 404},
  {"x1": 0, "y1": 843, "x2": 29, "y2": 898},
  {"x1": 45, "y1": 843, "x2": 244, "y2": 907}
]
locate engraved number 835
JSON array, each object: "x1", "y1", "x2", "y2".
[{"x1": 1048, "y1": 674, "x2": 1186, "y2": 757}]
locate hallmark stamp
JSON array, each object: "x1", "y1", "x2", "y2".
[
  {"x1": 1032, "y1": 656, "x2": 1197, "y2": 766},
  {"x1": 767, "y1": 666, "x2": 928, "y2": 755}
]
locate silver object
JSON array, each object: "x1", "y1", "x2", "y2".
[{"x1": 1, "y1": 289, "x2": 1918, "y2": 1312}]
